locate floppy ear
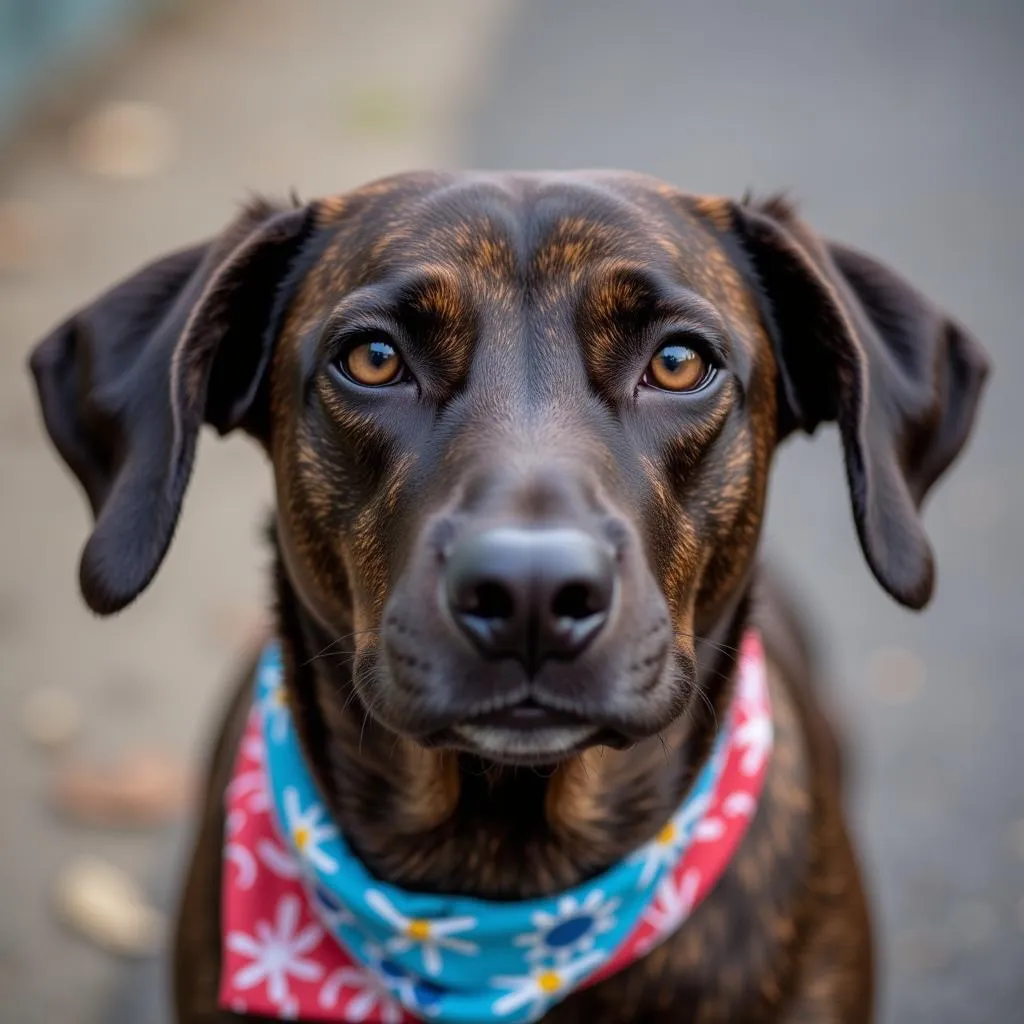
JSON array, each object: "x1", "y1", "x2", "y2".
[
  {"x1": 730, "y1": 198, "x2": 989, "y2": 609},
  {"x1": 29, "y1": 197, "x2": 321, "y2": 615}
]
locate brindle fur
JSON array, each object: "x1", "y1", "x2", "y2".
[{"x1": 29, "y1": 171, "x2": 988, "y2": 1023}]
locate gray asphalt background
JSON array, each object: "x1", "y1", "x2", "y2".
[
  {"x1": 0, "y1": 2, "x2": 1020, "y2": 1023},
  {"x1": 462, "y1": 2, "x2": 1024, "y2": 1021}
]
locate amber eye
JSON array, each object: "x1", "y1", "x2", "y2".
[
  {"x1": 644, "y1": 342, "x2": 712, "y2": 392},
  {"x1": 340, "y1": 334, "x2": 404, "y2": 387}
]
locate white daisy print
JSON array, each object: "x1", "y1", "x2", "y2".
[
  {"x1": 225, "y1": 842, "x2": 258, "y2": 890},
  {"x1": 282, "y1": 786, "x2": 340, "y2": 875},
  {"x1": 318, "y1": 965, "x2": 404, "y2": 1023},
  {"x1": 225, "y1": 808, "x2": 258, "y2": 889},
  {"x1": 628, "y1": 792, "x2": 710, "y2": 888},
  {"x1": 693, "y1": 789, "x2": 758, "y2": 846},
  {"x1": 492, "y1": 950, "x2": 605, "y2": 1018},
  {"x1": 734, "y1": 711, "x2": 772, "y2": 776},
  {"x1": 639, "y1": 868, "x2": 701, "y2": 952},
  {"x1": 226, "y1": 808, "x2": 246, "y2": 837},
  {"x1": 692, "y1": 816, "x2": 727, "y2": 843},
  {"x1": 226, "y1": 735, "x2": 270, "y2": 813},
  {"x1": 736, "y1": 647, "x2": 765, "y2": 703},
  {"x1": 365, "y1": 889, "x2": 478, "y2": 976},
  {"x1": 514, "y1": 890, "x2": 620, "y2": 965},
  {"x1": 257, "y1": 837, "x2": 301, "y2": 880},
  {"x1": 721, "y1": 790, "x2": 757, "y2": 819},
  {"x1": 259, "y1": 663, "x2": 290, "y2": 743},
  {"x1": 227, "y1": 894, "x2": 324, "y2": 1008}
]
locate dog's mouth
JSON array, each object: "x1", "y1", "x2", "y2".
[
  {"x1": 448, "y1": 720, "x2": 602, "y2": 765},
  {"x1": 462, "y1": 697, "x2": 586, "y2": 731},
  {"x1": 438, "y1": 698, "x2": 624, "y2": 765}
]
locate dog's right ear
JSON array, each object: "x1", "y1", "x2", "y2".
[{"x1": 29, "y1": 198, "x2": 321, "y2": 615}]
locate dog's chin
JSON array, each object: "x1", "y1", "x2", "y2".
[{"x1": 445, "y1": 721, "x2": 604, "y2": 766}]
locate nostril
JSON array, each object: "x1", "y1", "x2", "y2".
[
  {"x1": 551, "y1": 581, "x2": 605, "y2": 621},
  {"x1": 444, "y1": 527, "x2": 615, "y2": 666},
  {"x1": 466, "y1": 580, "x2": 515, "y2": 621}
]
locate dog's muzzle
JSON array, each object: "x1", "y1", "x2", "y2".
[{"x1": 443, "y1": 526, "x2": 616, "y2": 677}]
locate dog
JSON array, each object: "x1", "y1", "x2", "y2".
[{"x1": 30, "y1": 171, "x2": 987, "y2": 1023}]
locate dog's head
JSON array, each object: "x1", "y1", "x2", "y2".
[{"x1": 31, "y1": 172, "x2": 987, "y2": 766}]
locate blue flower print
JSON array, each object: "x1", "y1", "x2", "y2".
[{"x1": 514, "y1": 891, "x2": 620, "y2": 966}]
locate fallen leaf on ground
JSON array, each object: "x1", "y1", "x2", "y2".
[
  {"x1": 68, "y1": 100, "x2": 175, "y2": 179},
  {"x1": 21, "y1": 686, "x2": 81, "y2": 749},
  {"x1": 0, "y1": 199, "x2": 49, "y2": 273},
  {"x1": 55, "y1": 857, "x2": 164, "y2": 957},
  {"x1": 55, "y1": 748, "x2": 195, "y2": 827}
]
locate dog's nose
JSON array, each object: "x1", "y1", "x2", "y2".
[{"x1": 444, "y1": 527, "x2": 615, "y2": 674}]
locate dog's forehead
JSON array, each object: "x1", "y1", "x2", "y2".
[
  {"x1": 316, "y1": 173, "x2": 725, "y2": 275},
  {"x1": 287, "y1": 172, "x2": 762, "y2": 351}
]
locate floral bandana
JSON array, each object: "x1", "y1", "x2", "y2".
[{"x1": 219, "y1": 631, "x2": 772, "y2": 1022}]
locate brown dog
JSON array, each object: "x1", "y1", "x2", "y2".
[{"x1": 30, "y1": 172, "x2": 987, "y2": 1022}]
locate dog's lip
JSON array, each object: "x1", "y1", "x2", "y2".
[
  {"x1": 446, "y1": 720, "x2": 602, "y2": 765},
  {"x1": 460, "y1": 697, "x2": 588, "y2": 731}
]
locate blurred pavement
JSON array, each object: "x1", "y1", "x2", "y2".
[
  {"x1": 0, "y1": 2, "x2": 510, "y2": 1021},
  {"x1": 1, "y1": 1, "x2": 1021, "y2": 1022}
]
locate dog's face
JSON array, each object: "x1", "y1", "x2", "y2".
[
  {"x1": 30, "y1": 172, "x2": 988, "y2": 766},
  {"x1": 270, "y1": 175, "x2": 777, "y2": 763}
]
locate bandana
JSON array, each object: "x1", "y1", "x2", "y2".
[{"x1": 219, "y1": 631, "x2": 772, "y2": 1022}]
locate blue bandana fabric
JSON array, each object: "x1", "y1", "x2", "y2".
[{"x1": 238, "y1": 642, "x2": 746, "y2": 1022}]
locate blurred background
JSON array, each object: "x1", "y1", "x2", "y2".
[{"x1": 0, "y1": 1, "x2": 1020, "y2": 1021}]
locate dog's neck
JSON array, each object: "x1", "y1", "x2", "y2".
[{"x1": 272, "y1": 552, "x2": 751, "y2": 900}]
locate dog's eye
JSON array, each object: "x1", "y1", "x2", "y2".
[
  {"x1": 339, "y1": 334, "x2": 405, "y2": 387},
  {"x1": 643, "y1": 342, "x2": 713, "y2": 393}
]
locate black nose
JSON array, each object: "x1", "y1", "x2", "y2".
[{"x1": 444, "y1": 527, "x2": 616, "y2": 674}]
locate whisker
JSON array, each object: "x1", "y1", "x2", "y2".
[
  {"x1": 358, "y1": 707, "x2": 371, "y2": 754},
  {"x1": 658, "y1": 732, "x2": 671, "y2": 764},
  {"x1": 674, "y1": 629, "x2": 743, "y2": 658},
  {"x1": 302, "y1": 628, "x2": 383, "y2": 667}
]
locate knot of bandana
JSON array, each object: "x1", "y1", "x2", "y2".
[{"x1": 219, "y1": 631, "x2": 772, "y2": 1022}]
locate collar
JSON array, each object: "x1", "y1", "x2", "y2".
[{"x1": 219, "y1": 630, "x2": 772, "y2": 1022}]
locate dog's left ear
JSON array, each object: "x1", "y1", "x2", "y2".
[
  {"x1": 729, "y1": 198, "x2": 989, "y2": 609},
  {"x1": 29, "y1": 197, "x2": 320, "y2": 615}
]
